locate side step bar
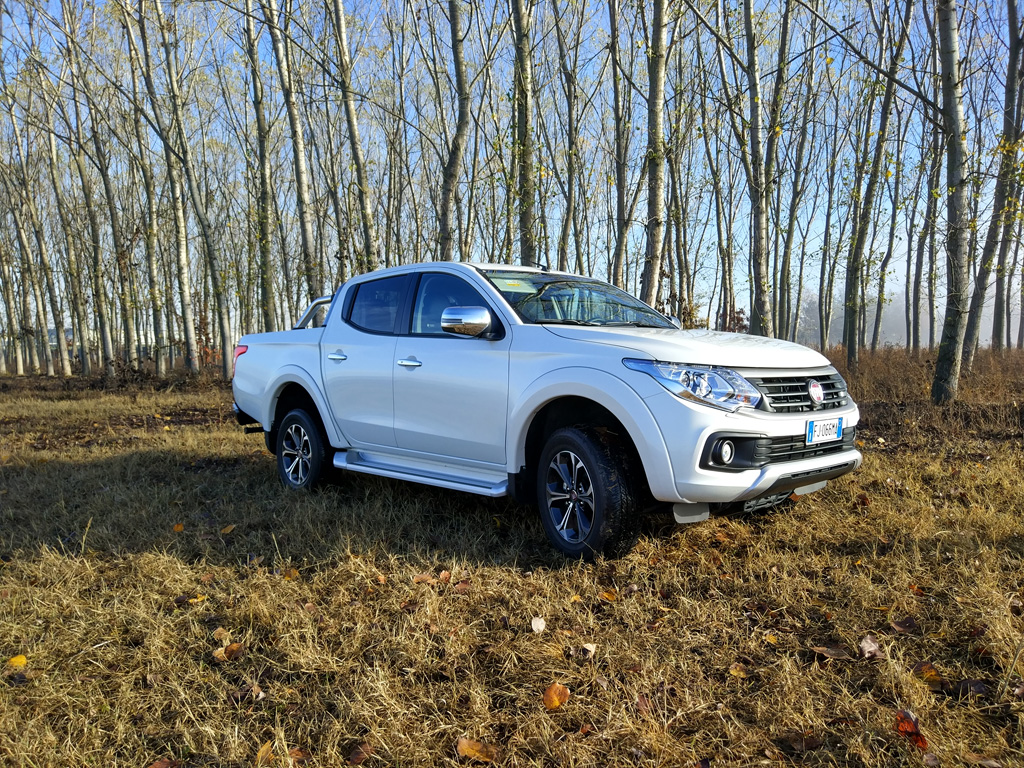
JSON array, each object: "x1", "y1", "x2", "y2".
[{"x1": 333, "y1": 451, "x2": 508, "y2": 498}]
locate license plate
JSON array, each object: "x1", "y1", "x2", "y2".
[{"x1": 806, "y1": 417, "x2": 843, "y2": 445}]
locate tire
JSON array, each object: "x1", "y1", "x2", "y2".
[
  {"x1": 276, "y1": 408, "x2": 327, "y2": 491},
  {"x1": 536, "y1": 426, "x2": 640, "y2": 559}
]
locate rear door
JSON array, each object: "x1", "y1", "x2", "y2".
[
  {"x1": 393, "y1": 272, "x2": 511, "y2": 465},
  {"x1": 320, "y1": 274, "x2": 410, "y2": 447}
]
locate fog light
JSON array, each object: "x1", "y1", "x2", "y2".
[{"x1": 714, "y1": 439, "x2": 735, "y2": 465}]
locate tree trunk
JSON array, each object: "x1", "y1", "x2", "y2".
[
  {"x1": 244, "y1": 0, "x2": 278, "y2": 330},
  {"x1": 262, "y1": 0, "x2": 321, "y2": 299},
  {"x1": 133, "y1": 0, "x2": 200, "y2": 374},
  {"x1": 931, "y1": 0, "x2": 971, "y2": 405},
  {"x1": 330, "y1": 0, "x2": 380, "y2": 271},
  {"x1": 438, "y1": 0, "x2": 471, "y2": 262},
  {"x1": 640, "y1": 0, "x2": 669, "y2": 306},
  {"x1": 511, "y1": 0, "x2": 537, "y2": 268},
  {"x1": 965, "y1": 0, "x2": 1022, "y2": 365}
]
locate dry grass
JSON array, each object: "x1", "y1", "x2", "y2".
[{"x1": 1, "y1": 353, "x2": 1022, "y2": 767}]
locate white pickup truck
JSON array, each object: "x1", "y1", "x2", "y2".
[{"x1": 232, "y1": 262, "x2": 861, "y2": 558}]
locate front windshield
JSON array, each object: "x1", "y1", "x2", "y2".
[{"x1": 480, "y1": 269, "x2": 674, "y2": 328}]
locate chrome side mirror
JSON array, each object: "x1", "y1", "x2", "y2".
[{"x1": 441, "y1": 306, "x2": 492, "y2": 337}]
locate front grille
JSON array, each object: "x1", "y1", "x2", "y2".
[
  {"x1": 746, "y1": 369, "x2": 849, "y2": 413},
  {"x1": 753, "y1": 427, "x2": 857, "y2": 464}
]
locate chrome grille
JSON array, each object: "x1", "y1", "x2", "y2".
[{"x1": 746, "y1": 370, "x2": 849, "y2": 413}]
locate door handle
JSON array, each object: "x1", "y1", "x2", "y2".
[
  {"x1": 397, "y1": 358, "x2": 422, "y2": 368},
  {"x1": 327, "y1": 352, "x2": 348, "y2": 361}
]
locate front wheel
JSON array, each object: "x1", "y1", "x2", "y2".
[
  {"x1": 536, "y1": 427, "x2": 639, "y2": 559},
  {"x1": 276, "y1": 409, "x2": 327, "y2": 491}
]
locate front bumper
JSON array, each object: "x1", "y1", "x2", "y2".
[{"x1": 643, "y1": 390, "x2": 862, "y2": 504}]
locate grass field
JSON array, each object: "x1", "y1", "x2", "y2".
[{"x1": 1, "y1": 351, "x2": 1022, "y2": 767}]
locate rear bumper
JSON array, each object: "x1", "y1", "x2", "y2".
[{"x1": 233, "y1": 403, "x2": 259, "y2": 427}]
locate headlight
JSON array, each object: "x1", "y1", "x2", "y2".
[{"x1": 623, "y1": 359, "x2": 762, "y2": 412}]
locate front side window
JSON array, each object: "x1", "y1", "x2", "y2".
[
  {"x1": 411, "y1": 273, "x2": 488, "y2": 335},
  {"x1": 481, "y1": 270, "x2": 673, "y2": 328},
  {"x1": 348, "y1": 275, "x2": 406, "y2": 334}
]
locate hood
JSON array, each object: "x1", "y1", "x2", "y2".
[{"x1": 542, "y1": 326, "x2": 831, "y2": 370}]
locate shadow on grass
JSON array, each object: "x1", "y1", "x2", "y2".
[{"x1": 0, "y1": 447, "x2": 565, "y2": 569}]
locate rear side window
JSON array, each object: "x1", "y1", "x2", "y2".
[{"x1": 347, "y1": 275, "x2": 406, "y2": 334}]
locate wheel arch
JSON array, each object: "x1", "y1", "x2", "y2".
[
  {"x1": 262, "y1": 369, "x2": 341, "y2": 454},
  {"x1": 508, "y1": 369, "x2": 676, "y2": 504}
]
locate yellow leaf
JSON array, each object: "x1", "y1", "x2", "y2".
[
  {"x1": 163, "y1": 426, "x2": 171, "y2": 431},
  {"x1": 456, "y1": 737, "x2": 498, "y2": 763},
  {"x1": 255, "y1": 740, "x2": 274, "y2": 766},
  {"x1": 599, "y1": 589, "x2": 617, "y2": 602},
  {"x1": 220, "y1": 524, "x2": 236, "y2": 534},
  {"x1": 188, "y1": 594, "x2": 207, "y2": 605},
  {"x1": 569, "y1": 594, "x2": 583, "y2": 603},
  {"x1": 729, "y1": 662, "x2": 749, "y2": 679},
  {"x1": 6, "y1": 655, "x2": 27, "y2": 670},
  {"x1": 282, "y1": 567, "x2": 300, "y2": 581},
  {"x1": 173, "y1": 523, "x2": 184, "y2": 533},
  {"x1": 765, "y1": 633, "x2": 779, "y2": 645},
  {"x1": 543, "y1": 682, "x2": 571, "y2": 710}
]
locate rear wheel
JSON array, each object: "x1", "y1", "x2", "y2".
[
  {"x1": 276, "y1": 409, "x2": 327, "y2": 490},
  {"x1": 536, "y1": 427, "x2": 639, "y2": 559}
]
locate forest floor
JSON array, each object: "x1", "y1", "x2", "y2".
[{"x1": 0, "y1": 350, "x2": 1022, "y2": 767}]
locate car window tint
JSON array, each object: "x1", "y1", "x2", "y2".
[
  {"x1": 348, "y1": 275, "x2": 405, "y2": 333},
  {"x1": 411, "y1": 274, "x2": 486, "y2": 335}
]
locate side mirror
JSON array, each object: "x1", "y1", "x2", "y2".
[
  {"x1": 441, "y1": 306, "x2": 492, "y2": 338},
  {"x1": 669, "y1": 317, "x2": 682, "y2": 329}
]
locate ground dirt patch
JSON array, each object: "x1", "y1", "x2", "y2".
[{"x1": 1, "y1": 354, "x2": 1022, "y2": 767}]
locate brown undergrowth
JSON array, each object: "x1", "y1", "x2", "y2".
[{"x1": 1, "y1": 352, "x2": 1022, "y2": 767}]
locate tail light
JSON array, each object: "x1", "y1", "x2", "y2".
[{"x1": 232, "y1": 344, "x2": 248, "y2": 377}]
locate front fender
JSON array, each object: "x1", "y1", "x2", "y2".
[
  {"x1": 262, "y1": 365, "x2": 347, "y2": 449},
  {"x1": 507, "y1": 367, "x2": 678, "y2": 502}
]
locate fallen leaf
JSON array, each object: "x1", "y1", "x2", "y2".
[
  {"x1": 581, "y1": 643, "x2": 597, "y2": 660},
  {"x1": 287, "y1": 747, "x2": 311, "y2": 763},
  {"x1": 213, "y1": 642, "x2": 245, "y2": 663},
  {"x1": 856, "y1": 492, "x2": 870, "y2": 507},
  {"x1": 454, "y1": 579, "x2": 471, "y2": 594},
  {"x1": 728, "y1": 662, "x2": 749, "y2": 679},
  {"x1": 636, "y1": 693, "x2": 652, "y2": 715},
  {"x1": 1013, "y1": 682, "x2": 1024, "y2": 698},
  {"x1": 6, "y1": 655, "x2": 27, "y2": 670},
  {"x1": 413, "y1": 573, "x2": 436, "y2": 585},
  {"x1": 233, "y1": 682, "x2": 266, "y2": 704},
  {"x1": 543, "y1": 682, "x2": 570, "y2": 710},
  {"x1": 282, "y1": 567, "x2": 300, "y2": 581},
  {"x1": 531, "y1": 616, "x2": 546, "y2": 633},
  {"x1": 220, "y1": 524, "x2": 236, "y2": 534},
  {"x1": 213, "y1": 627, "x2": 230, "y2": 642},
  {"x1": 951, "y1": 679, "x2": 987, "y2": 700},
  {"x1": 188, "y1": 594, "x2": 207, "y2": 605},
  {"x1": 399, "y1": 600, "x2": 418, "y2": 614},
  {"x1": 890, "y1": 616, "x2": 920, "y2": 634},
  {"x1": 909, "y1": 583, "x2": 926, "y2": 597},
  {"x1": 569, "y1": 594, "x2": 583, "y2": 603},
  {"x1": 599, "y1": 589, "x2": 617, "y2": 602},
  {"x1": 255, "y1": 740, "x2": 274, "y2": 766},
  {"x1": 923, "y1": 754, "x2": 940, "y2": 767},
  {"x1": 965, "y1": 755, "x2": 1003, "y2": 767},
  {"x1": 894, "y1": 709, "x2": 928, "y2": 750},
  {"x1": 377, "y1": 575, "x2": 387, "y2": 584},
  {"x1": 1009, "y1": 597, "x2": 1022, "y2": 617},
  {"x1": 595, "y1": 675, "x2": 609, "y2": 690},
  {"x1": 456, "y1": 737, "x2": 498, "y2": 763},
  {"x1": 347, "y1": 742, "x2": 374, "y2": 765},
  {"x1": 911, "y1": 661, "x2": 948, "y2": 692},
  {"x1": 779, "y1": 731, "x2": 823, "y2": 753},
  {"x1": 147, "y1": 760, "x2": 181, "y2": 768},
  {"x1": 173, "y1": 523, "x2": 184, "y2": 533},
  {"x1": 810, "y1": 644, "x2": 852, "y2": 661},
  {"x1": 859, "y1": 634, "x2": 886, "y2": 660},
  {"x1": 438, "y1": 570, "x2": 451, "y2": 584}
]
